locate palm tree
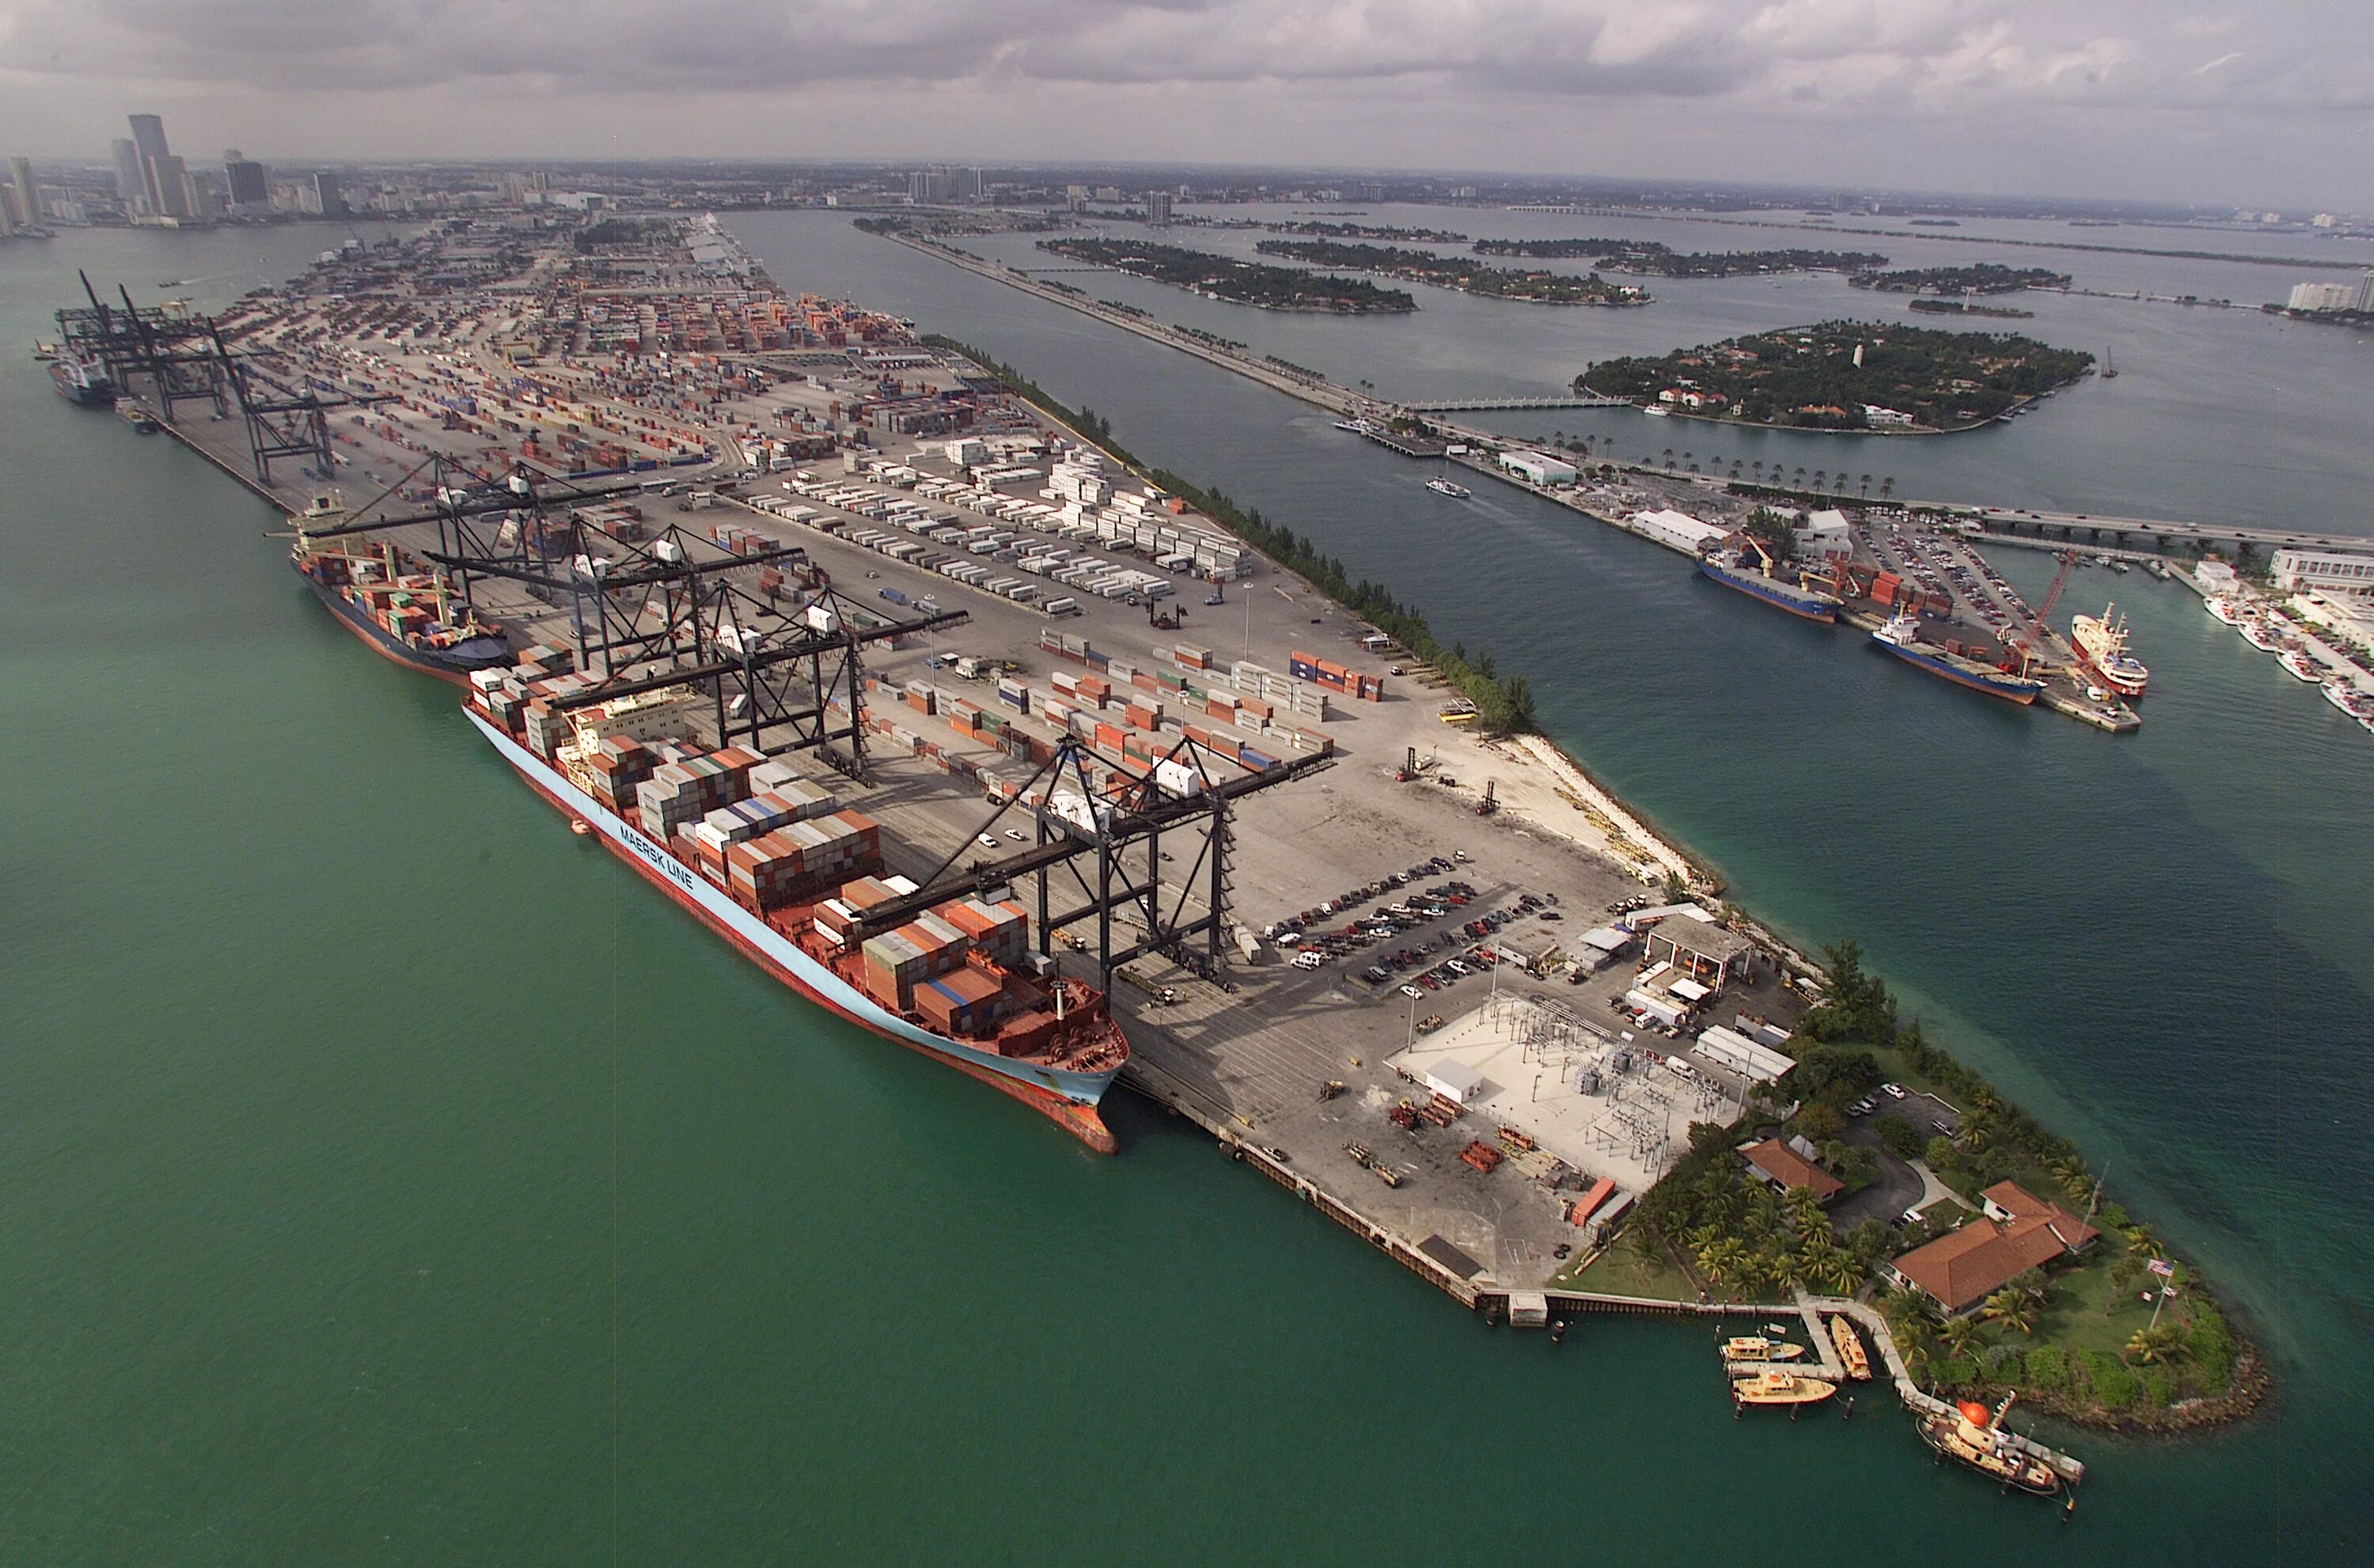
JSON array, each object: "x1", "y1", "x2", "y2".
[
  {"x1": 1937, "y1": 1316, "x2": 1985, "y2": 1363},
  {"x1": 1879, "y1": 475, "x2": 1894, "y2": 498},
  {"x1": 1806, "y1": 1249, "x2": 1858, "y2": 1295},
  {"x1": 2126, "y1": 1323, "x2": 2189, "y2": 1365},
  {"x1": 1793, "y1": 467, "x2": 1807, "y2": 487},
  {"x1": 2124, "y1": 1223, "x2": 2165, "y2": 1259},
  {"x1": 1981, "y1": 1289, "x2": 2038, "y2": 1335}
]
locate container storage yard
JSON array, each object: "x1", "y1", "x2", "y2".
[{"x1": 57, "y1": 210, "x2": 1863, "y2": 1306}]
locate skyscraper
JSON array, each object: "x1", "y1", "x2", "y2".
[
  {"x1": 111, "y1": 138, "x2": 146, "y2": 210},
  {"x1": 308, "y1": 171, "x2": 344, "y2": 216},
  {"x1": 224, "y1": 149, "x2": 270, "y2": 211},
  {"x1": 4, "y1": 157, "x2": 34, "y2": 229},
  {"x1": 150, "y1": 153, "x2": 192, "y2": 219},
  {"x1": 127, "y1": 112, "x2": 176, "y2": 215}
]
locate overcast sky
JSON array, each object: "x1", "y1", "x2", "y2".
[{"x1": 2, "y1": 1, "x2": 2367, "y2": 210}]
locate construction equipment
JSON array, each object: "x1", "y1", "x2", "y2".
[{"x1": 1475, "y1": 778, "x2": 1500, "y2": 816}]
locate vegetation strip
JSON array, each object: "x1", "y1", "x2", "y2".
[{"x1": 1851, "y1": 263, "x2": 2072, "y2": 294}]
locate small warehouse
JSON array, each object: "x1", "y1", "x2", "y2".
[
  {"x1": 1499, "y1": 449, "x2": 1578, "y2": 487},
  {"x1": 1642, "y1": 917, "x2": 1754, "y2": 989},
  {"x1": 1420, "y1": 1058, "x2": 1488, "y2": 1105}
]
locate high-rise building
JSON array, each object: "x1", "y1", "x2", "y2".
[
  {"x1": 8, "y1": 157, "x2": 37, "y2": 229},
  {"x1": 1145, "y1": 190, "x2": 1172, "y2": 224},
  {"x1": 111, "y1": 138, "x2": 146, "y2": 210},
  {"x1": 223, "y1": 149, "x2": 270, "y2": 211},
  {"x1": 309, "y1": 171, "x2": 345, "y2": 216},
  {"x1": 127, "y1": 112, "x2": 177, "y2": 214},
  {"x1": 148, "y1": 153, "x2": 192, "y2": 218},
  {"x1": 955, "y1": 166, "x2": 984, "y2": 202}
]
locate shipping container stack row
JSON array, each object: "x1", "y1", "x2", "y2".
[
  {"x1": 1287, "y1": 650, "x2": 1386, "y2": 703},
  {"x1": 1035, "y1": 632, "x2": 1336, "y2": 760}
]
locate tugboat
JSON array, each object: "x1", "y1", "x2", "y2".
[
  {"x1": 1830, "y1": 1315, "x2": 1873, "y2": 1381},
  {"x1": 1732, "y1": 1370, "x2": 1836, "y2": 1408},
  {"x1": 1917, "y1": 1395, "x2": 2065, "y2": 1497},
  {"x1": 2069, "y1": 602, "x2": 2149, "y2": 697},
  {"x1": 1720, "y1": 1335, "x2": 1804, "y2": 1362}
]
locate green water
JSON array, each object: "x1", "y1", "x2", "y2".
[{"x1": 3, "y1": 225, "x2": 2363, "y2": 1563}]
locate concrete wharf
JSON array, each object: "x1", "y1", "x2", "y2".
[{"x1": 1401, "y1": 394, "x2": 1631, "y2": 412}]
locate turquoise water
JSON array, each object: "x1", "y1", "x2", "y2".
[{"x1": 2, "y1": 220, "x2": 2365, "y2": 1562}]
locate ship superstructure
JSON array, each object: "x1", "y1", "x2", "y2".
[{"x1": 2069, "y1": 602, "x2": 2149, "y2": 697}]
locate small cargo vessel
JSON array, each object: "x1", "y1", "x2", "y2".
[
  {"x1": 1720, "y1": 1335, "x2": 1804, "y2": 1362},
  {"x1": 1830, "y1": 1315, "x2": 1872, "y2": 1381},
  {"x1": 290, "y1": 531, "x2": 513, "y2": 684},
  {"x1": 48, "y1": 353, "x2": 115, "y2": 406},
  {"x1": 1424, "y1": 476, "x2": 1472, "y2": 499},
  {"x1": 464, "y1": 672, "x2": 1129, "y2": 1152},
  {"x1": 1917, "y1": 1396, "x2": 2065, "y2": 1497},
  {"x1": 2069, "y1": 602, "x2": 2148, "y2": 697},
  {"x1": 1732, "y1": 1370, "x2": 1835, "y2": 1407},
  {"x1": 1871, "y1": 614, "x2": 2042, "y2": 704},
  {"x1": 1700, "y1": 551, "x2": 1842, "y2": 623}
]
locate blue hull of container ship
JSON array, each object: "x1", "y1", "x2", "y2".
[{"x1": 1697, "y1": 560, "x2": 1841, "y2": 623}]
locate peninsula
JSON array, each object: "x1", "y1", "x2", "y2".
[
  {"x1": 1251, "y1": 239, "x2": 1648, "y2": 305},
  {"x1": 1037, "y1": 237, "x2": 1416, "y2": 312},
  {"x1": 1577, "y1": 321, "x2": 2095, "y2": 431}
]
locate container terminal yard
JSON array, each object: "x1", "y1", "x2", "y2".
[{"x1": 52, "y1": 214, "x2": 2094, "y2": 1490}]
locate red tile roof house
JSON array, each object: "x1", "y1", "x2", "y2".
[
  {"x1": 1739, "y1": 1136, "x2": 1845, "y2": 1203},
  {"x1": 1883, "y1": 1182, "x2": 2102, "y2": 1316}
]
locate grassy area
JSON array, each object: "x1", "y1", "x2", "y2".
[
  {"x1": 1557, "y1": 1236, "x2": 1694, "y2": 1298},
  {"x1": 2034, "y1": 1248, "x2": 2161, "y2": 1358}
]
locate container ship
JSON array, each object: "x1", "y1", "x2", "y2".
[
  {"x1": 463, "y1": 668, "x2": 1128, "y2": 1151},
  {"x1": 291, "y1": 533, "x2": 515, "y2": 684},
  {"x1": 2069, "y1": 602, "x2": 2148, "y2": 697},
  {"x1": 1871, "y1": 614, "x2": 2042, "y2": 703},
  {"x1": 1699, "y1": 552, "x2": 1842, "y2": 623},
  {"x1": 49, "y1": 353, "x2": 115, "y2": 406}
]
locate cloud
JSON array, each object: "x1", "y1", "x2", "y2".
[{"x1": 0, "y1": 0, "x2": 2367, "y2": 203}]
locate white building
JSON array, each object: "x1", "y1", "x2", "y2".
[
  {"x1": 2272, "y1": 547, "x2": 2374, "y2": 600},
  {"x1": 1796, "y1": 507, "x2": 1853, "y2": 559},
  {"x1": 1628, "y1": 508, "x2": 1731, "y2": 556},
  {"x1": 1862, "y1": 404, "x2": 1915, "y2": 427},
  {"x1": 2287, "y1": 280, "x2": 2360, "y2": 313},
  {"x1": 2194, "y1": 560, "x2": 2242, "y2": 597},
  {"x1": 1499, "y1": 449, "x2": 1577, "y2": 486}
]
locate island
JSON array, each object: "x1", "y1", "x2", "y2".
[
  {"x1": 1909, "y1": 298, "x2": 2035, "y2": 320},
  {"x1": 1035, "y1": 237, "x2": 1416, "y2": 312},
  {"x1": 1851, "y1": 263, "x2": 2072, "y2": 295},
  {"x1": 1577, "y1": 321, "x2": 2095, "y2": 431},
  {"x1": 1250, "y1": 239, "x2": 1648, "y2": 305},
  {"x1": 1474, "y1": 237, "x2": 1888, "y2": 277},
  {"x1": 1264, "y1": 219, "x2": 1469, "y2": 243}
]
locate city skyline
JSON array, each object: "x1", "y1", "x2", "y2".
[{"x1": 0, "y1": 1, "x2": 2368, "y2": 210}]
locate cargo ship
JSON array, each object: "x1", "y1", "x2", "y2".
[
  {"x1": 1699, "y1": 552, "x2": 1843, "y2": 623},
  {"x1": 1917, "y1": 1395, "x2": 2065, "y2": 1497},
  {"x1": 48, "y1": 353, "x2": 115, "y2": 406},
  {"x1": 1871, "y1": 614, "x2": 2042, "y2": 704},
  {"x1": 2069, "y1": 602, "x2": 2148, "y2": 697},
  {"x1": 462, "y1": 672, "x2": 1128, "y2": 1151},
  {"x1": 293, "y1": 533, "x2": 514, "y2": 684}
]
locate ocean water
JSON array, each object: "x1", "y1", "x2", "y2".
[{"x1": 1, "y1": 217, "x2": 2364, "y2": 1563}]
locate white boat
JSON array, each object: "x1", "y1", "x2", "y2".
[
  {"x1": 1425, "y1": 476, "x2": 1472, "y2": 499},
  {"x1": 2206, "y1": 597, "x2": 2242, "y2": 626},
  {"x1": 2281, "y1": 650, "x2": 2323, "y2": 683},
  {"x1": 1642, "y1": 405, "x2": 1671, "y2": 417},
  {"x1": 2069, "y1": 602, "x2": 2149, "y2": 698},
  {"x1": 2241, "y1": 619, "x2": 2281, "y2": 652},
  {"x1": 2323, "y1": 679, "x2": 2368, "y2": 718}
]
